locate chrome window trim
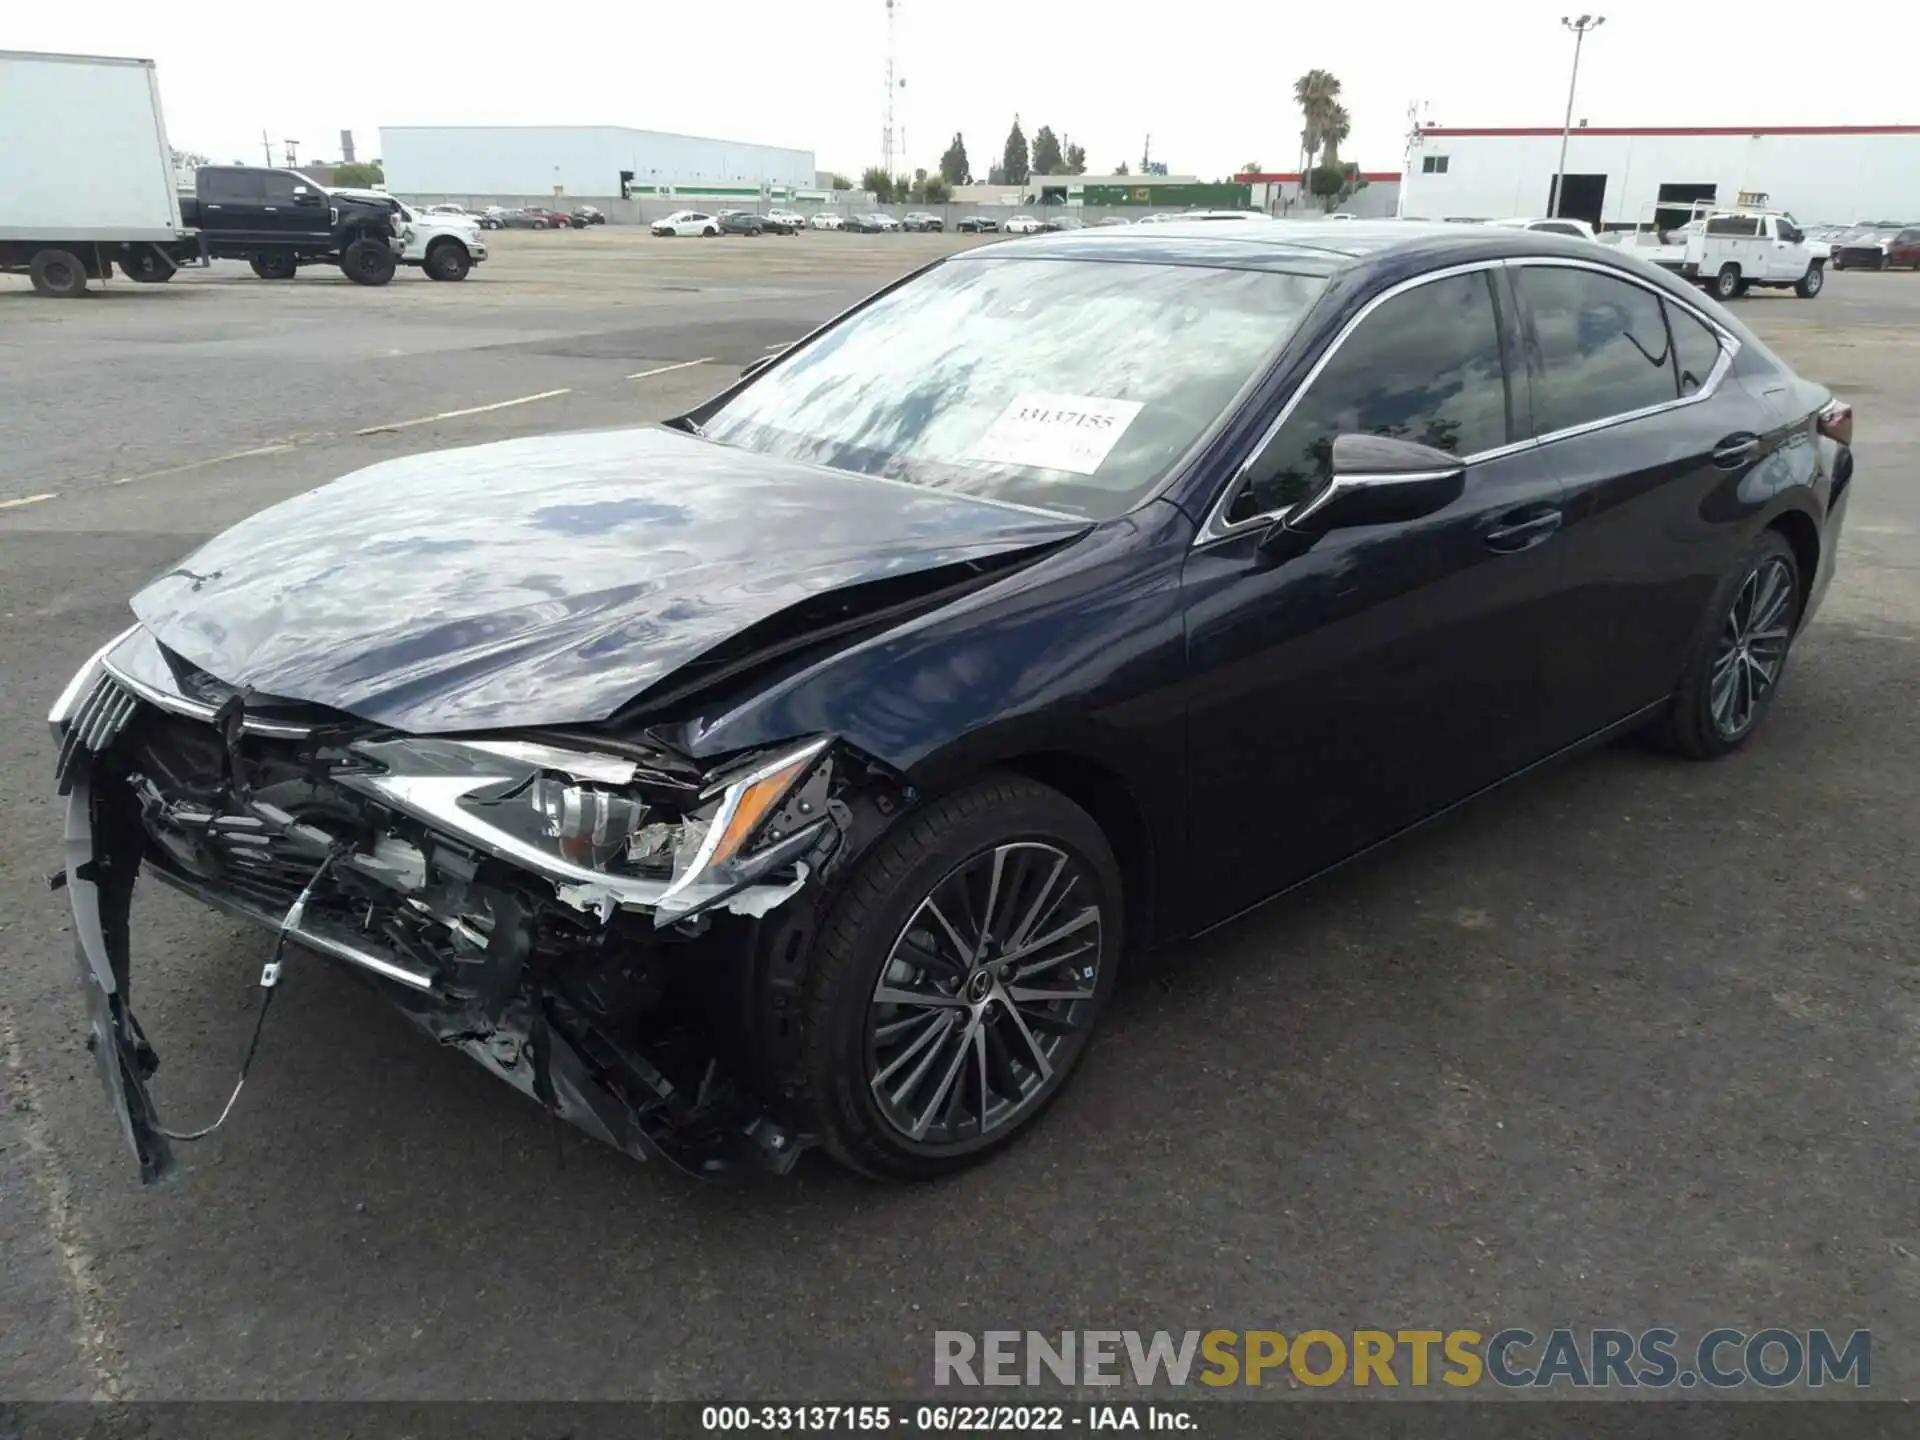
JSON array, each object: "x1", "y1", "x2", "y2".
[
  {"x1": 1285, "y1": 466, "x2": 1464, "y2": 528},
  {"x1": 1193, "y1": 253, "x2": 1739, "y2": 551},
  {"x1": 1194, "y1": 259, "x2": 1511, "y2": 548}
]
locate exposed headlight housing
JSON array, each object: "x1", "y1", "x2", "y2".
[{"x1": 341, "y1": 734, "x2": 835, "y2": 925}]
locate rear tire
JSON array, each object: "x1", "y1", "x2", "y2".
[
  {"x1": 424, "y1": 238, "x2": 471, "y2": 281},
  {"x1": 340, "y1": 237, "x2": 396, "y2": 286},
  {"x1": 119, "y1": 248, "x2": 174, "y2": 282},
  {"x1": 249, "y1": 251, "x2": 298, "y2": 280},
  {"x1": 28, "y1": 248, "x2": 87, "y2": 297},
  {"x1": 1795, "y1": 262, "x2": 1824, "y2": 298},
  {"x1": 1713, "y1": 263, "x2": 1742, "y2": 301},
  {"x1": 1646, "y1": 530, "x2": 1802, "y2": 759},
  {"x1": 800, "y1": 774, "x2": 1122, "y2": 1181}
]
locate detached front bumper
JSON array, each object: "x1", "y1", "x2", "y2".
[{"x1": 50, "y1": 630, "x2": 836, "y2": 1185}]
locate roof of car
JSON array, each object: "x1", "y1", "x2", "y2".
[{"x1": 961, "y1": 218, "x2": 1628, "y2": 277}]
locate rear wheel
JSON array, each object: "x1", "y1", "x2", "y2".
[
  {"x1": 1795, "y1": 262, "x2": 1824, "y2": 298},
  {"x1": 340, "y1": 237, "x2": 396, "y2": 286},
  {"x1": 249, "y1": 251, "x2": 298, "y2": 280},
  {"x1": 28, "y1": 248, "x2": 87, "y2": 297},
  {"x1": 424, "y1": 238, "x2": 471, "y2": 281},
  {"x1": 1713, "y1": 263, "x2": 1742, "y2": 301},
  {"x1": 801, "y1": 774, "x2": 1121, "y2": 1180},
  {"x1": 1647, "y1": 530, "x2": 1801, "y2": 759},
  {"x1": 119, "y1": 248, "x2": 173, "y2": 282}
]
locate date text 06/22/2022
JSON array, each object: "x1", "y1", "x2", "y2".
[{"x1": 931, "y1": 1328, "x2": 1872, "y2": 1390}]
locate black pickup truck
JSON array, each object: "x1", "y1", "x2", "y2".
[{"x1": 171, "y1": 166, "x2": 400, "y2": 285}]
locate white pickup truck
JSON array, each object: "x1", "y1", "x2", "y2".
[
  {"x1": 332, "y1": 189, "x2": 487, "y2": 280},
  {"x1": 1608, "y1": 205, "x2": 1825, "y2": 300}
]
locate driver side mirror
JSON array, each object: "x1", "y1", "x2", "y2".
[
  {"x1": 292, "y1": 188, "x2": 322, "y2": 207},
  {"x1": 1258, "y1": 433, "x2": 1465, "y2": 556}
]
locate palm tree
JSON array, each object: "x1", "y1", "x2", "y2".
[
  {"x1": 1293, "y1": 68, "x2": 1343, "y2": 193},
  {"x1": 1319, "y1": 102, "x2": 1352, "y2": 169}
]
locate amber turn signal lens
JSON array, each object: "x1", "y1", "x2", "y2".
[{"x1": 708, "y1": 756, "x2": 813, "y2": 868}]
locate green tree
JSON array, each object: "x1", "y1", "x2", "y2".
[
  {"x1": 1319, "y1": 103, "x2": 1352, "y2": 168},
  {"x1": 923, "y1": 175, "x2": 952, "y2": 204},
  {"x1": 331, "y1": 161, "x2": 385, "y2": 187},
  {"x1": 939, "y1": 132, "x2": 972, "y2": 186},
  {"x1": 829, "y1": 173, "x2": 853, "y2": 190},
  {"x1": 1293, "y1": 68, "x2": 1343, "y2": 191},
  {"x1": 861, "y1": 165, "x2": 893, "y2": 202},
  {"x1": 1002, "y1": 118, "x2": 1029, "y2": 185},
  {"x1": 1242, "y1": 160, "x2": 1262, "y2": 174},
  {"x1": 1030, "y1": 125, "x2": 1063, "y2": 176},
  {"x1": 1114, "y1": 159, "x2": 1130, "y2": 175},
  {"x1": 987, "y1": 164, "x2": 1008, "y2": 185},
  {"x1": 1063, "y1": 141, "x2": 1087, "y2": 174}
]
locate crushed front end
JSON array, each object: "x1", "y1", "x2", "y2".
[{"x1": 50, "y1": 627, "x2": 855, "y2": 1184}]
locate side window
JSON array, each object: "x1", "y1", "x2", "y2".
[
  {"x1": 1235, "y1": 271, "x2": 1509, "y2": 520},
  {"x1": 1775, "y1": 218, "x2": 1803, "y2": 244},
  {"x1": 1666, "y1": 302, "x2": 1724, "y2": 397},
  {"x1": 1420, "y1": 154, "x2": 1450, "y2": 174},
  {"x1": 1517, "y1": 266, "x2": 1677, "y2": 434},
  {"x1": 1705, "y1": 215, "x2": 1759, "y2": 237},
  {"x1": 262, "y1": 171, "x2": 301, "y2": 204},
  {"x1": 204, "y1": 169, "x2": 265, "y2": 202}
]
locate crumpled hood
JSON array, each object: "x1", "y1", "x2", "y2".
[{"x1": 131, "y1": 427, "x2": 1085, "y2": 733}]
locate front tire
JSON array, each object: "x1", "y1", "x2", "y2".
[
  {"x1": 1648, "y1": 530, "x2": 1802, "y2": 759},
  {"x1": 424, "y1": 238, "x2": 471, "y2": 281},
  {"x1": 801, "y1": 775, "x2": 1122, "y2": 1180},
  {"x1": 340, "y1": 237, "x2": 396, "y2": 286},
  {"x1": 1795, "y1": 262, "x2": 1824, "y2": 298}
]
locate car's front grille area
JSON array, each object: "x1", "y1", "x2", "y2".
[
  {"x1": 1837, "y1": 246, "x2": 1886, "y2": 268},
  {"x1": 124, "y1": 707, "x2": 361, "y2": 918},
  {"x1": 55, "y1": 673, "x2": 139, "y2": 793}
]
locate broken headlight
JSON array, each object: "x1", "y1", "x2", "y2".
[{"x1": 342, "y1": 734, "x2": 833, "y2": 922}]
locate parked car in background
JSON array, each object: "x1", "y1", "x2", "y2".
[
  {"x1": 716, "y1": 211, "x2": 766, "y2": 236},
  {"x1": 809, "y1": 211, "x2": 846, "y2": 231},
  {"x1": 1095, "y1": 215, "x2": 1132, "y2": 226},
  {"x1": 844, "y1": 213, "x2": 900, "y2": 233},
  {"x1": 478, "y1": 207, "x2": 506, "y2": 230},
  {"x1": 954, "y1": 215, "x2": 1000, "y2": 233},
  {"x1": 900, "y1": 211, "x2": 944, "y2": 232},
  {"x1": 1002, "y1": 214, "x2": 1044, "y2": 234},
  {"x1": 56, "y1": 220, "x2": 1851, "y2": 1187},
  {"x1": 1039, "y1": 216, "x2": 1084, "y2": 232},
  {"x1": 765, "y1": 209, "x2": 806, "y2": 233},
  {"x1": 1487, "y1": 216, "x2": 1597, "y2": 240},
  {"x1": 570, "y1": 205, "x2": 606, "y2": 226},
  {"x1": 653, "y1": 210, "x2": 719, "y2": 237},
  {"x1": 526, "y1": 207, "x2": 576, "y2": 229},
  {"x1": 1833, "y1": 226, "x2": 1919, "y2": 270}
]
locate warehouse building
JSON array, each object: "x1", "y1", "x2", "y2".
[
  {"x1": 379, "y1": 125, "x2": 815, "y2": 203},
  {"x1": 1398, "y1": 124, "x2": 1920, "y2": 229}
]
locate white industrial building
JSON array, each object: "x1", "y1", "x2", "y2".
[
  {"x1": 1398, "y1": 124, "x2": 1920, "y2": 229},
  {"x1": 379, "y1": 125, "x2": 815, "y2": 202}
]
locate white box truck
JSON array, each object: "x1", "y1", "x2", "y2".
[{"x1": 0, "y1": 49, "x2": 198, "y2": 296}]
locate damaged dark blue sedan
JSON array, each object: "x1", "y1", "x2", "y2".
[{"x1": 51, "y1": 221, "x2": 1853, "y2": 1184}]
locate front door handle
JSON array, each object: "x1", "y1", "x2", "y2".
[
  {"x1": 1484, "y1": 508, "x2": 1563, "y2": 553},
  {"x1": 1712, "y1": 433, "x2": 1761, "y2": 468}
]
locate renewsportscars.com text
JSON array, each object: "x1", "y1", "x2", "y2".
[{"x1": 933, "y1": 1328, "x2": 1871, "y2": 1390}]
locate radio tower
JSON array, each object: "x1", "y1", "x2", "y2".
[{"x1": 882, "y1": 0, "x2": 901, "y2": 178}]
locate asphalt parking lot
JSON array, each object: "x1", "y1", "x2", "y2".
[{"x1": 2, "y1": 230, "x2": 1917, "y2": 1401}]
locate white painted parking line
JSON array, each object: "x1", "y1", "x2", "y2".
[
  {"x1": 355, "y1": 388, "x2": 573, "y2": 436},
  {"x1": 114, "y1": 442, "x2": 296, "y2": 486},
  {"x1": 627, "y1": 358, "x2": 714, "y2": 381},
  {"x1": 0, "y1": 492, "x2": 57, "y2": 511},
  {"x1": 763, "y1": 342, "x2": 792, "y2": 352}
]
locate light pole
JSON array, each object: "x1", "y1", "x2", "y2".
[{"x1": 1554, "y1": 14, "x2": 1604, "y2": 217}]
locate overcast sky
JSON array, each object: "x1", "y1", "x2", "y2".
[{"x1": 18, "y1": 3, "x2": 1920, "y2": 182}]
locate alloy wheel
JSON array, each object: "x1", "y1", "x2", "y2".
[
  {"x1": 1710, "y1": 556, "x2": 1794, "y2": 738},
  {"x1": 865, "y1": 841, "x2": 1104, "y2": 1149}
]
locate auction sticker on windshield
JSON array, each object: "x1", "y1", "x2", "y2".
[{"x1": 970, "y1": 393, "x2": 1144, "y2": 474}]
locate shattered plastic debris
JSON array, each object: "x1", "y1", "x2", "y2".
[
  {"x1": 552, "y1": 881, "x2": 622, "y2": 924},
  {"x1": 719, "y1": 863, "x2": 810, "y2": 919}
]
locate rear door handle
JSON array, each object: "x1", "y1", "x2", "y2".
[
  {"x1": 1712, "y1": 433, "x2": 1761, "y2": 468},
  {"x1": 1484, "y1": 508, "x2": 1563, "y2": 552}
]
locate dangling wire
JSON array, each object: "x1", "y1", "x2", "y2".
[{"x1": 157, "y1": 848, "x2": 343, "y2": 1143}]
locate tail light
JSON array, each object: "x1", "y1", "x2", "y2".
[{"x1": 1817, "y1": 399, "x2": 1853, "y2": 447}]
